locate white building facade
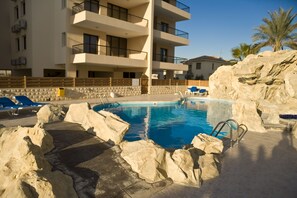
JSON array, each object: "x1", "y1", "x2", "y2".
[{"x1": 0, "y1": 0, "x2": 190, "y2": 90}]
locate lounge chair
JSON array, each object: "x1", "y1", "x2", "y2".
[
  {"x1": 14, "y1": 95, "x2": 44, "y2": 107},
  {"x1": 0, "y1": 97, "x2": 24, "y2": 115},
  {"x1": 185, "y1": 86, "x2": 200, "y2": 95},
  {"x1": 198, "y1": 89, "x2": 208, "y2": 96}
]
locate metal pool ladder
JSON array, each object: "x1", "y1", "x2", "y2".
[
  {"x1": 210, "y1": 119, "x2": 248, "y2": 148},
  {"x1": 177, "y1": 91, "x2": 186, "y2": 105}
]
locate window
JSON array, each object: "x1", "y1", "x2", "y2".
[
  {"x1": 62, "y1": 32, "x2": 66, "y2": 47},
  {"x1": 123, "y1": 72, "x2": 136, "y2": 78},
  {"x1": 23, "y1": 35, "x2": 26, "y2": 50},
  {"x1": 21, "y1": 1, "x2": 26, "y2": 15},
  {"x1": 161, "y1": 22, "x2": 169, "y2": 33},
  {"x1": 84, "y1": 0, "x2": 99, "y2": 13},
  {"x1": 61, "y1": 0, "x2": 66, "y2": 9},
  {"x1": 14, "y1": 6, "x2": 19, "y2": 20},
  {"x1": 83, "y1": 33, "x2": 98, "y2": 54},
  {"x1": 106, "y1": 35, "x2": 127, "y2": 57},
  {"x1": 107, "y1": 3, "x2": 128, "y2": 21},
  {"x1": 16, "y1": 38, "x2": 20, "y2": 51},
  {"x1": 188, "y1": 64, "x2": 192, "y2": 72},
  {"x1": 196, "y1": 63, "x2": 201, "y2": 70},
  {"x1": 212, "y1": 63, "x2": 215, "y2": 70},
  {"x1": 160, "y1": 48, "x2": 168, "y2": 62}
]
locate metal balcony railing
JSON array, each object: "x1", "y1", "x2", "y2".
[
  {"x1": 162, "y1": 0, "x2": 190, "y2": 13},
  {"x1": 72, "y1": 0, "x2": 148, "y2": 26},
  {"x1": 72, "y1": 44, "x2": 147, "y2": 59},
  {"x1": 153, "y1": 54, "x2": 187, "y2": 64},
  {"x1": 155, "y1": 23, "x2": 189, "y2": 39}
]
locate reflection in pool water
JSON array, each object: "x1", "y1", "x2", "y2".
[{"x1": 93, "y1": 99, "x2": 232, "y2": 149}]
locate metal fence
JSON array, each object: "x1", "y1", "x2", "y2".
[{"x1": 0, "y1": 77, "x2": 209, "y2": 88}]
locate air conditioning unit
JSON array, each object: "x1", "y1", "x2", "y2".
[
  {"x1": 19, "y1": 57, "x2": 27, "y2": 65},
  {"x1": 19, "y1": 19, "x2": 27, "y2": 29}
]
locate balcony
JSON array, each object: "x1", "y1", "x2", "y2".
[
  {"x1": 153, "y1": 54, "x2": 188, "y2": 71},
  {"x1": 154, "y1": 23, "x2": 189, "y2": 46},
  {"x1": 72, "y1": 44, "x2": 147, "y2": 68},
  {"x1": 71, "y1": 1, "x2": 148, "y2": 38},
  {"x1": 155, "y1": 0, "x2": 191, "y2": 21}
]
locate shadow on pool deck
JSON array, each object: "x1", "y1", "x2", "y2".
[{"x1": 44, "y1": 121, "x2": 172, "y2": 198}]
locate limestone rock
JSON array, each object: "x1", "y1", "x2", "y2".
[
  {"x1": 64, "y1": 102, "x2": 90, "y2": 123},
  {"x1": 209, "y1": 50, "x2": 297, "y2": 105},
  {"x1": 232, "y1": 99, "x2": 266, "y2": 133},
  {"x1": 198, "y1": 154, "x2": 220, "y2": 181},
  {"x1": 285, "y1": 69, "x2": 297, "y2": 99},
  {"x1": 191, "y1": 134, "x2": 223, "y2": 154},
  {"x1": 37, "y1": 104, "x2": 67, "y2": 123},
  {"x1": 81, "y1": 110, "x2": 129, "y2": 145},
  {"x1": 166, "y1": 149, "x2": 201, "y2": 187},
  {"x1": 258, "y1": 100, "x2": 280, "y2": 124},
  {"x1": 0, "y1": 126, "x2": 77, "y2": 197},
  {"x1": 120, "y1": 140, "x2": 166, "y2": 183}
]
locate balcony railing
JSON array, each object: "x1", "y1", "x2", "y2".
[
  {"x1": 72, "y1": 1, "x2": 148, "y2": 26},
  {"x1": 155, "y1": 23, "x2": 188, "y2": 39},
  {"x1": 72, "y1": 44, "x2": 147, "y2": 59},
  {"x1": 162, "y1": 0, "x2": 190, "y2": 13},
  {"x1": 153, "y1": 54, "x2": 187, "y2": 64}
]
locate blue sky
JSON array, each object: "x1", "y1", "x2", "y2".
[{"x1": 175, "y1": 0, "x2": 297, "y2": 60}]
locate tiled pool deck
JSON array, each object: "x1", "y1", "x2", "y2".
[{"x1": 1, "y1": 94, "x2": 297, "y2": 198}]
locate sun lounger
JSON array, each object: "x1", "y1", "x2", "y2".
[
  {"x1": 198, "y1": 89, "x2": 208, "y2": 96},
  {"x1": 14, "y1": 95, "x2": 44, "y2": 107},
  {"x1": 185, "y1": 86, "x2": 200, "y2": 95},
  {"x1": 0, "y1": 97, "x2": 25, "y2": 115}
]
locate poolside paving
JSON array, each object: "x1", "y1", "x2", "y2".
[{"x1": 1, "y1": 94, "x2": 297, "y2": 198}]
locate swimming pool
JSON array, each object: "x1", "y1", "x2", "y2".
[{"x1": 93, "y1": 98, "x2": 233, "y2": 149}]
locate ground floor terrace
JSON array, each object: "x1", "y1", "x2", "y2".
[{"x1": 1, "y1": 94, "x2": 297, "y2": 198}]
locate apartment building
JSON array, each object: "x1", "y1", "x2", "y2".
[
  {"x1": 2, "y1": 0, "x2": 190, "y2": 89},
  {"x1": 184, "y1": 56, "x2": 230, "y2": 80}
]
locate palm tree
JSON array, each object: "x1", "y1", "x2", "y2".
[
  {"x1": 252, "y1": 8, "x2": 297, "y2": 51},
  {"x1": 231, "y1": 43, "x2": 260, "y2": 61}
]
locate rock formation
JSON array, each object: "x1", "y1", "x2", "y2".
[
  {"x1": 120, "y1": 133, "x2": 223, "y2": 187},
  {"x1": 37, "y1": 104, "x2": 67, "y2": 123},
  {"x1": 209, "y1": 50, "x2": 297, "y2": 132},
  {"x1": 0, "y1": 126, "x2": 77, "y2": 197},
  {"x1": 64, "y1": 103, "x2": 129, "y2": 145}
]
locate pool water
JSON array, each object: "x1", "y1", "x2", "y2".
[{"x1": 93, "y1": 99, "x2": 232, "y2": 149}]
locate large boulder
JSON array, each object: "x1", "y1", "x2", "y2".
[
  {"x1": 81, "y1": 110, "x2": 129, "y2": 144},
  {"x1": 37, "y1": 104, "x2": 67, "y2": 123},
  {"x1": 198, "y1": 154, "x2": 220, "y2": 181},
  {"x1": 120, "y1": 136, "x2": 223, "y2": 187},
  {"x1": 0, "y1": 126, "x2": 77, "y2": 197},
  {"x1": 191, "y1": 133, "x2": 223, "y2": 154},
  {"x1": 64, "y1": 102, "x2": 90, "y2": 123},
  {"x1": 64, "y1": 103, "x2": 129, "y2": 145},
  {"x1": 120, "y1": 140, "x2": 166, "y2": 183},
  {"x1": 232, "y1": 99, "x2": 266, "y2": 132},
  {"x1": 165, "y1": 149, "x2": 201, "y2": 187}
]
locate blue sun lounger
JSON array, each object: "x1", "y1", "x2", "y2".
[
  {"x1": 14, "y1": 96, "x2": 44, "y2": 107},
  {"x1": 0, "y1": 97, "x2": 25, "y2": 115}
]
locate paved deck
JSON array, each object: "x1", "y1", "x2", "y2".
[{"x1": 1, "y1": 94, "x2": 297, "y2": 197}]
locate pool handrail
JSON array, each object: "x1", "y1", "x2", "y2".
[{"x1": 210, "y1": 119, "x2": 248, "y2": 147}]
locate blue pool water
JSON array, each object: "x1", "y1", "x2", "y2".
[{"x1": 93, "y1": 99, "x2": 232, "y2": 149}]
